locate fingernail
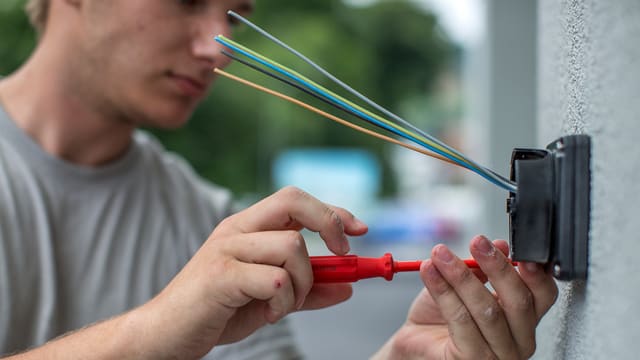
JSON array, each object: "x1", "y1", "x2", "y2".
[
  {"x1": 474, "y1": 236, "x2": 495, "y2": 256},
  {"x1": 434, "y1": 245, "x2": 454, "y2": 263},
  {"x1": 524, "y1": 262, "x2": 539, "y2": 273}
]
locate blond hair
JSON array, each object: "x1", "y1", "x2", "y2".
[{"x1": 25, "y1": 0, "x2": 50, "y2": 34}]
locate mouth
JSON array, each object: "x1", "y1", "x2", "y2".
[{"x1": 167, "y1": 71, "x2": 209, "y2": 98}]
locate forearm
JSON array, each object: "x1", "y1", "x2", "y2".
[{"x1": 5, "y1": 309, "x2": 150, "y2": 360}]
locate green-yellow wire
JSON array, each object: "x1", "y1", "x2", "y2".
[{"x1": 218, "y1": 35, "x2": 468, "y2": 165}]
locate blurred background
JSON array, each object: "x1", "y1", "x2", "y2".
[{"x1": 1, "y1": 0, "x2": 537, "y2": 358}]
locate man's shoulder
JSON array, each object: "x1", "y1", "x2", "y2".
[{"x1": 133, "y1": 130, "x2": 234, "y2": 215}]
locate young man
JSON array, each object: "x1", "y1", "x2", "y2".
[{"x1": 0, "y1": 0, "x2": 558, "y2": 358}]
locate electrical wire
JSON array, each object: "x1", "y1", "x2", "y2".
[
  {"x1": 217, "y1": 14, "x2": 516, "y2": 191},
  {"x1": 216, "y1": 35, "x2": 517, "y2": 192},
  {"x1": 215, "y1": 37, "x2": 495, "y2": 182},
  {"x1": 213, "y1": 67, "x2": 458, "y2": 165},
  {"x1": 219, "y1": 49, "x2": 459, "y2": 166},
  {"x1": 226, "y1": 10, "x2": 516, "y2": 193}
]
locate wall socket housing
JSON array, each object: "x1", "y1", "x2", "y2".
[{"x1": 506, "y1": 135, "x2": 591, "y2": 280}]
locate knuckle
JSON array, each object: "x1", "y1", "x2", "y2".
[
  {"x1": 280, "y1": 185, "x2": 308, "y2": 201},
  {"x1": 213, "y1": 216, "x2": 234, "y2": 235},
  {"x1": 210, "y1": 259, "x2": 244, "y2": 305},
  {"x1": 478, "y1": 302, "x2": 503, "y2": 326},
  {"x1": 510, "y1": 291, "x2": 535, "y2": 312},
  {"x1": 282, "y1": 230, "x2": 305, "y2": 252},
  {"x1": 208, "y1": 256, "x2": 235, "y2": 280},
  {"x1": 323, "y1": 207, "x2": 343, "y2": 228},
  {"x1": 452, "y1": 266, "x2": 475, "y2": 285}
]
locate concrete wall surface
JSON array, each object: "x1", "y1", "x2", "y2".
[{"x1": 535, "y1": 0, "x2": 640, "y2": 358}]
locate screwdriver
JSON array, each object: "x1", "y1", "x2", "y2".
[{"x1": 310, "y1": 253, "x2": 518, "y2": 283}]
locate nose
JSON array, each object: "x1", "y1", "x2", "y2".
[{"x1": 191, "y1": 12, "x2": 233, "y2": 69}]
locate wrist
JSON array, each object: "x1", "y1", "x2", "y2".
[
  {"x1": 115, "y1": 305, "x2": 158, "y2": 359},
  {"x1": 125, "y1": 292, "x2": 222, "y2": 360},
  {"x1": 120, "y1": 298, "x2": 194, "y2": 360}
]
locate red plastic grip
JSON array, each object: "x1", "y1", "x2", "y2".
[{"x1": 310, "y1": 253, "x2": 395, "y2": 283}]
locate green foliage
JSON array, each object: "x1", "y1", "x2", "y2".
[
  {"x1": 0, "y1": 0, "x2": 457, "y2": 198},
  {"x1": 0, "y1": 1, "x2": 36, "y2": 75}
]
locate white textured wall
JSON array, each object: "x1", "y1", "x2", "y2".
[{"x1": 535, "y1": 0, "x2": 640, "y2": 358}]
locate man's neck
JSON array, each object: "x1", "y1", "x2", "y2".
[{"x1": 0, "y1": 44, "x2": 135, "y2": 167}]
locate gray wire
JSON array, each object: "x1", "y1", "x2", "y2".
[{"x1": 227, "y1": 10, "x2": 516, "y2": 191}]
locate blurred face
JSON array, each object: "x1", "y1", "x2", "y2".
[{"x1": 67, "y1": 0, "x2": 253, "y2": 128}]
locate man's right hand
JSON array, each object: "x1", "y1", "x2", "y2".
[
  {"x1": 134, "y1": 186, "x2": 367, "y2": 358},
  {"x1": 6, "y1": 187, "x2": 365, "y2": 360}
]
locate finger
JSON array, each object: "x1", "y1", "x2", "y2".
[
  {"x1": 469, "y1": 240, "x2": 509, "y2": 284},
  {"x1": 328, "y1": 205, "x2": 368, "y2": 236},
  {"x1": 469, "y1": 235, "x2": 537, "y2": 358},
  {"x1": 493, "y1": 239, "x2": 510, "y2": 256},
  {"x1": 518, "y1": 261, "x2": 559, "y2": 321},
  {"x1": 222, "y1": 262, "x2": 296, "y2": 323},
  {"x1": 298, "y1": 284, "x2": 353, "y2": 310},
  {"x1": 219, "y1": 186, "x2": 350, "y2": 254},
  {"x1": 421, "y1": 259, "x2": 493, "y2": 358},
  {"x1": 487, "y1": 238, "x2": 558, "y2": 320},
  {"x1": 431, "y1": 244, "x2": 520, "y2": 359},
  {"x1": 219, "y1": 230, "x2": 313, "y2": 310}
]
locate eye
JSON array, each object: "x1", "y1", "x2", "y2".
[{"x1": 178, "y1": 0, "x2": 200, "y2": 7}]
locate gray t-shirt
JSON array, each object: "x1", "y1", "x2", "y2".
[{"x1": 0, "y1": 106, "x2": 301, "y2": 359}]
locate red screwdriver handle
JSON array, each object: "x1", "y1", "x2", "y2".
[{"x1": 310, "y1": 253, "x2": 395, "y2": 283}]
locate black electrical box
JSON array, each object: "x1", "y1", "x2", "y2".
[{"x1": 506, "y1": 135, "x2": 591, "y2": 280}]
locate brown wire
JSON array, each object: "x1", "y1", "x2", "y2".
[{"x1": 213, "y1": 68, "x2": 459, "y2": 166}]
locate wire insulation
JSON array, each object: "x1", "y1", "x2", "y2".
[
  {"x1": 219, "y1": 50, "x2": 458, "y2": 166},
  {"x1": 226, "y1": 10, "x2": 516, "y2": 192},
  {"x1": 217, "y1": 12, "x2": 517, "y2": 192},
  {"x1": 214, "y1": 68, "x2": 458, "y2": 165}
]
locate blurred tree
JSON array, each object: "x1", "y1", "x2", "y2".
[
  {"x1": 0, "y1": 0, "x2": 456, "y2": 199},
  {"x1": 0, "y1": 0, "x2": 37, "y2": 75}
]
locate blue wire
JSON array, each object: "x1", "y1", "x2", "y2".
[
  {"x1": 225, "y1": 10, "x2": 516, "y2": 192},
  {"x1": 215, "y1": 37, "x2": 516, "y2": 192}
]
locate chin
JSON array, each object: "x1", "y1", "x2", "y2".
[
  {"x1": 150, "y1": 114, "x2": 192, "y2": 129},
  {"x1": 138, "y1": 102, "x2": 196, "y2": 129}
]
